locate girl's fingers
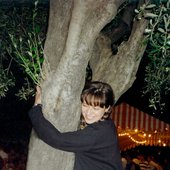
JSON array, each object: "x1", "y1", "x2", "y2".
[
  {"x1": 36, "y1": 86, "x2": 41, "y2": 93},
  {"x1": 34, "y1": 86, "x2": 42, "y2": 105}
]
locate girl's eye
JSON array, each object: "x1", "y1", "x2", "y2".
[
  {"x1": 93, "y1": 106, "x2": 101, "y2": 110},
  {"x1": 82, "y1": 103, "x2": 88, "y2": 107}
]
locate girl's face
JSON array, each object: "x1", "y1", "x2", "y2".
[{"x1": 81, "y1": 102, "x2": 109, "y2": 124}]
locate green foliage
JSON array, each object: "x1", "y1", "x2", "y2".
[
  {"x1": 15, "y1": 78, "x2": 35, "y2": 100},
  {"x1": 136, "y1": 0, "x2": 170, "y2": 112},
  {"x1": 0, "y1": 66, "x2": 15, "y2": 98},
  {"x1": 0, "y1": 0, "x2": 48, "y2": 99}
]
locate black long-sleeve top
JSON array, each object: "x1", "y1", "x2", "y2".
[{"x1": 28, "y1": 105, "x2": 123, "y2": 170}]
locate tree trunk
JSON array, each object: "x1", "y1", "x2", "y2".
[
  {"x1": 26, "y1": 0, "x2": 148, "y2": 169},
  {"x1": 27, "y1": 0, "x2": 149, "y2": 170},
  {"x1": 27, "y1": 0, "x2": 123, "y2": 170},
  {"x1": 91, "y1": 14, "x2": 148, "y2": 101}
]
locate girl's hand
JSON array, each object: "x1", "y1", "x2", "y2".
[{"x1": 34, "y1": 86, "x2": 42, "y2": 106}]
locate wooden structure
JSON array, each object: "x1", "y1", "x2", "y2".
[{"x1": 112, "y1": 103, "x2": 170, "y2": 151}]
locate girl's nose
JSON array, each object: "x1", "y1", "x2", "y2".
[{"x1": 86, "y1": 106, "x2": 92, "y2": 115}]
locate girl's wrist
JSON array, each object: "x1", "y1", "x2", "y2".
[{"x1": 33, "y1": 103, "x2": 42, "y2": 107}]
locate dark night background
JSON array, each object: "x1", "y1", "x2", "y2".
[
  {"x1": 118, "y1": 55, "x2": 170, "y2": 124},
  {"x1": 0, "y1": 51, "x2": 170, "y2": 169},
  {"x1": 0, "y1": 62, "x2": 33, "y2": 142},
  {"x1": 0, "y1": 52, "x2": 169, "y2": 143},
  {"x1": 0, "y1": 0, "x2": 169, "y2": 143},
  {"x1": 0, "y1": 2, "x2": 169, "y2": 169}
]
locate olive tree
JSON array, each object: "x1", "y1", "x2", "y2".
[
  {"x1": 25, "y1": 0, "x2": 149, "y2": 169},
  {"x1": 0, "y1": 0, "x2": 169, "y2": 168}
]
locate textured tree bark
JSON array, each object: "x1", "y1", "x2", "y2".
[
  {"x1": 91, "y1": 0, "x2": 148, "y2": 100},
  {"x1": 91, "y1": 15, "x2": 148, "y2": 101},
  {"x1": 26, "y1": 0, "x2": 124, "y2": 170}
]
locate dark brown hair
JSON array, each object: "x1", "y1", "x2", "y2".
[
  {"x1": 80, "y1": 81, "x2": 115, "y2": 128},
  {"x1": 81, "y1": 81, "x2": 114, "y2": 108}
]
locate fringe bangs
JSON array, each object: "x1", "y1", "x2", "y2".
[{"x1": 81, "y1": 91, "x2": 106, "y2": 108}]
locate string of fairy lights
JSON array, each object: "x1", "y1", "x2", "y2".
[
  {"x1": 118, "y1": 128, "x2": 170, "y2": 146},
  {"x1": 118, "y1": 132, "x2": 146, "y2": 144}
]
